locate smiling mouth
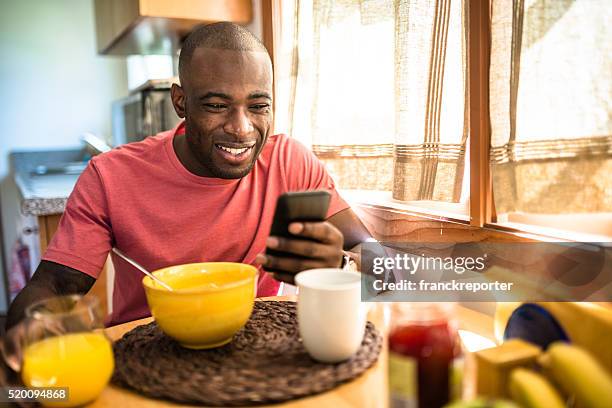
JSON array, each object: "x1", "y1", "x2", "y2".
[
  {"x1": 214, "y1": 143, "x2": 256, "y2": 162},
  {"x1": 215, "y1": 144, "x2": 254, "y2": 155}
]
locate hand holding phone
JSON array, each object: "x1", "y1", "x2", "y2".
[
  {"x1": 260, "y1": 191, "x2": 344, "y2": 280},
  {"x1": 268, "y1": 191, "x2": 331, "y2": 241}
]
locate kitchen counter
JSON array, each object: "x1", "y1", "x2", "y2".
[
  {"x1": 11, "y1": 149, "x2": 85, "y2": 216},
  {"x1": 15, "y1": 172, "x2": 80, "y2": 216}
]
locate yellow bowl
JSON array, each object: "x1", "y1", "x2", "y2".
[{"x1": 142, "y1": 262, "x2": 257, "y2": 349}]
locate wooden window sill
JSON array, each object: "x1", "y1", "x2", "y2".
[
  {"x1": 341, "y1": 189, "x2": 470, "y2": 223},
  {"x1": 344, "y1": 190, "x2": 611, "y2": 243}
]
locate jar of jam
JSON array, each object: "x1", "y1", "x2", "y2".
[{"x1": 388, "y1": 303, "x2": 461, "y2": 408}]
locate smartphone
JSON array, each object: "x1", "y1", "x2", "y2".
[{"x1": 266, "y1": 190, "x2": 331, "y2": 273}]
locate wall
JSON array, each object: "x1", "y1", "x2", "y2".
[{"x1": 0, "y1": 0, "x2": 128, "y2": 312}]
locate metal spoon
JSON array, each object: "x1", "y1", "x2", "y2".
[{"x1": 111, "y1": 248, "x2": 173, "y2": 291}]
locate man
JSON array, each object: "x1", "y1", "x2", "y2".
[{"x1": 6, "y1": 22, "x2": 371, "y2": 328}]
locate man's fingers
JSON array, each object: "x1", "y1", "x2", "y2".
[
  {"x1": 257, "y1": 220, "x2": 345, "y2": 278},
  {"x1": 260, "y1": 253, "x2": 326, "y2": 275},
  {"x1": 288, "y1": 221, "x2": 343, "y2": 245},
  {"x1": 2, "y1": 323, "x2": 27, "y2": 373},
  {"x1": 266, "y1": 237, "x2": 337, "y2": 259},
  {"x1": 254, "y1": 254, "x2": 266, "y2": 266},
  {"x1": 271, "y1": 272, "x2": 295, "y2": 284}
]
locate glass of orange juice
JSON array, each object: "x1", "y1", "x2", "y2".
[{"x1": 9, "y1": 295, "x2": 114, "y2": 407}]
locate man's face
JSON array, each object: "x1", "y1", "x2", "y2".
[{"x1": 172, "y1": 48, "x2": 273, "y2": 179}]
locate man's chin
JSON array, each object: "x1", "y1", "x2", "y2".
[{"x1": 209, "y1": 163, "x2": 255, "y2": 179}]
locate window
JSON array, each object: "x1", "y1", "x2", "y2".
[
  {"x1": 488, "y1": 0, "x2": 612, "y2": 239},
  {"x1": 268, "y1": 0, "x2": 612, "y2": 239},
  {"x1": 273, "y1": 0, "x2": 470, "y2": 218}
]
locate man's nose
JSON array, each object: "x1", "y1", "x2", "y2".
[{"x1": 224, "y1": 108, "x2": 254, "y2": 137}]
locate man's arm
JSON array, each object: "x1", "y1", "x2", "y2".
[
  {"x1": 327, "y1": 208, "x2": 372, "y2": 251},
  {"x1": 6, "y1": 260, "x2": 95, "y2": 330}
]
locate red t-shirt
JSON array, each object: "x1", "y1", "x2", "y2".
[{"x1": 43, "y1": 122, "x2": 348, "y2": 326}]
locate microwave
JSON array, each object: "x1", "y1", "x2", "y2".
[{"x1": 112, "y1": 79, "x2": 181, "y2": 146}]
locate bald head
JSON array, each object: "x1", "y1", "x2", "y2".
[{"x1": 179, "y1": 22, "x2": 270, "y2": 83}]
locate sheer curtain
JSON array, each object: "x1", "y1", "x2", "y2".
[
  {"x1": 274, "y1": 0, "x2": 468, "y2": 203},
  {"x1": 490, "y1": 0, "x2": 612, "y2": 215}
]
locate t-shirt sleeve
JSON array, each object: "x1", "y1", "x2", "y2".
[
  {"x1": 42, "y1": 161, "x2": 112, "y2": 279},
  {"x1": 283, "y1": 136, "x2": 349, "y2": 218}
]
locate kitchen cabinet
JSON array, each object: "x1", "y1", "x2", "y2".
[
  {"x1": 94, "y1": 0, "x2": 253, "y2": 55},
  {"x1": 38, "y1": 214, "x2": 111, "y2": 317}
]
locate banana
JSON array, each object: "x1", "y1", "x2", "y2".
[
  {"x1": 545, "y1": 342, "x2": 612, "y2": 408},
  {"x1": 443, "y1": 398, "x2": 519, "y2": 408},
  {"x1": 508, "y1": 368, "x2": 565, "y2": 408}
]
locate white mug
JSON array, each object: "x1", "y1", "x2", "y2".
[{"x1": 295, "y1": 268, "x2": 368, "y2": 363}]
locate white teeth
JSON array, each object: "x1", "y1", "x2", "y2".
[{"x1": 217, "y1": 145, "x2": 251, "y2": 155}]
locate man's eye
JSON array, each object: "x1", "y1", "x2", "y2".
[
  {"x1": 204, "y1": 103, "x2": 227, "y2": 111},
  {"x1": 250, "y1": 104, "x2": 270, "y2": 112}
]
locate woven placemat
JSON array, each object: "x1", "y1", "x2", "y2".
[{"x1": 112, "y1": 301, "x2": 382, "y2": 406}]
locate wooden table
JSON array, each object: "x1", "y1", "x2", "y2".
[{"x1": 88, "y1": 297, "x2": 494, "y2": 408}]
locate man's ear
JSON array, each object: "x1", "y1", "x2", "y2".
[{"x1": 171, "y1": 83, "x2": 186, "y2": 118}]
